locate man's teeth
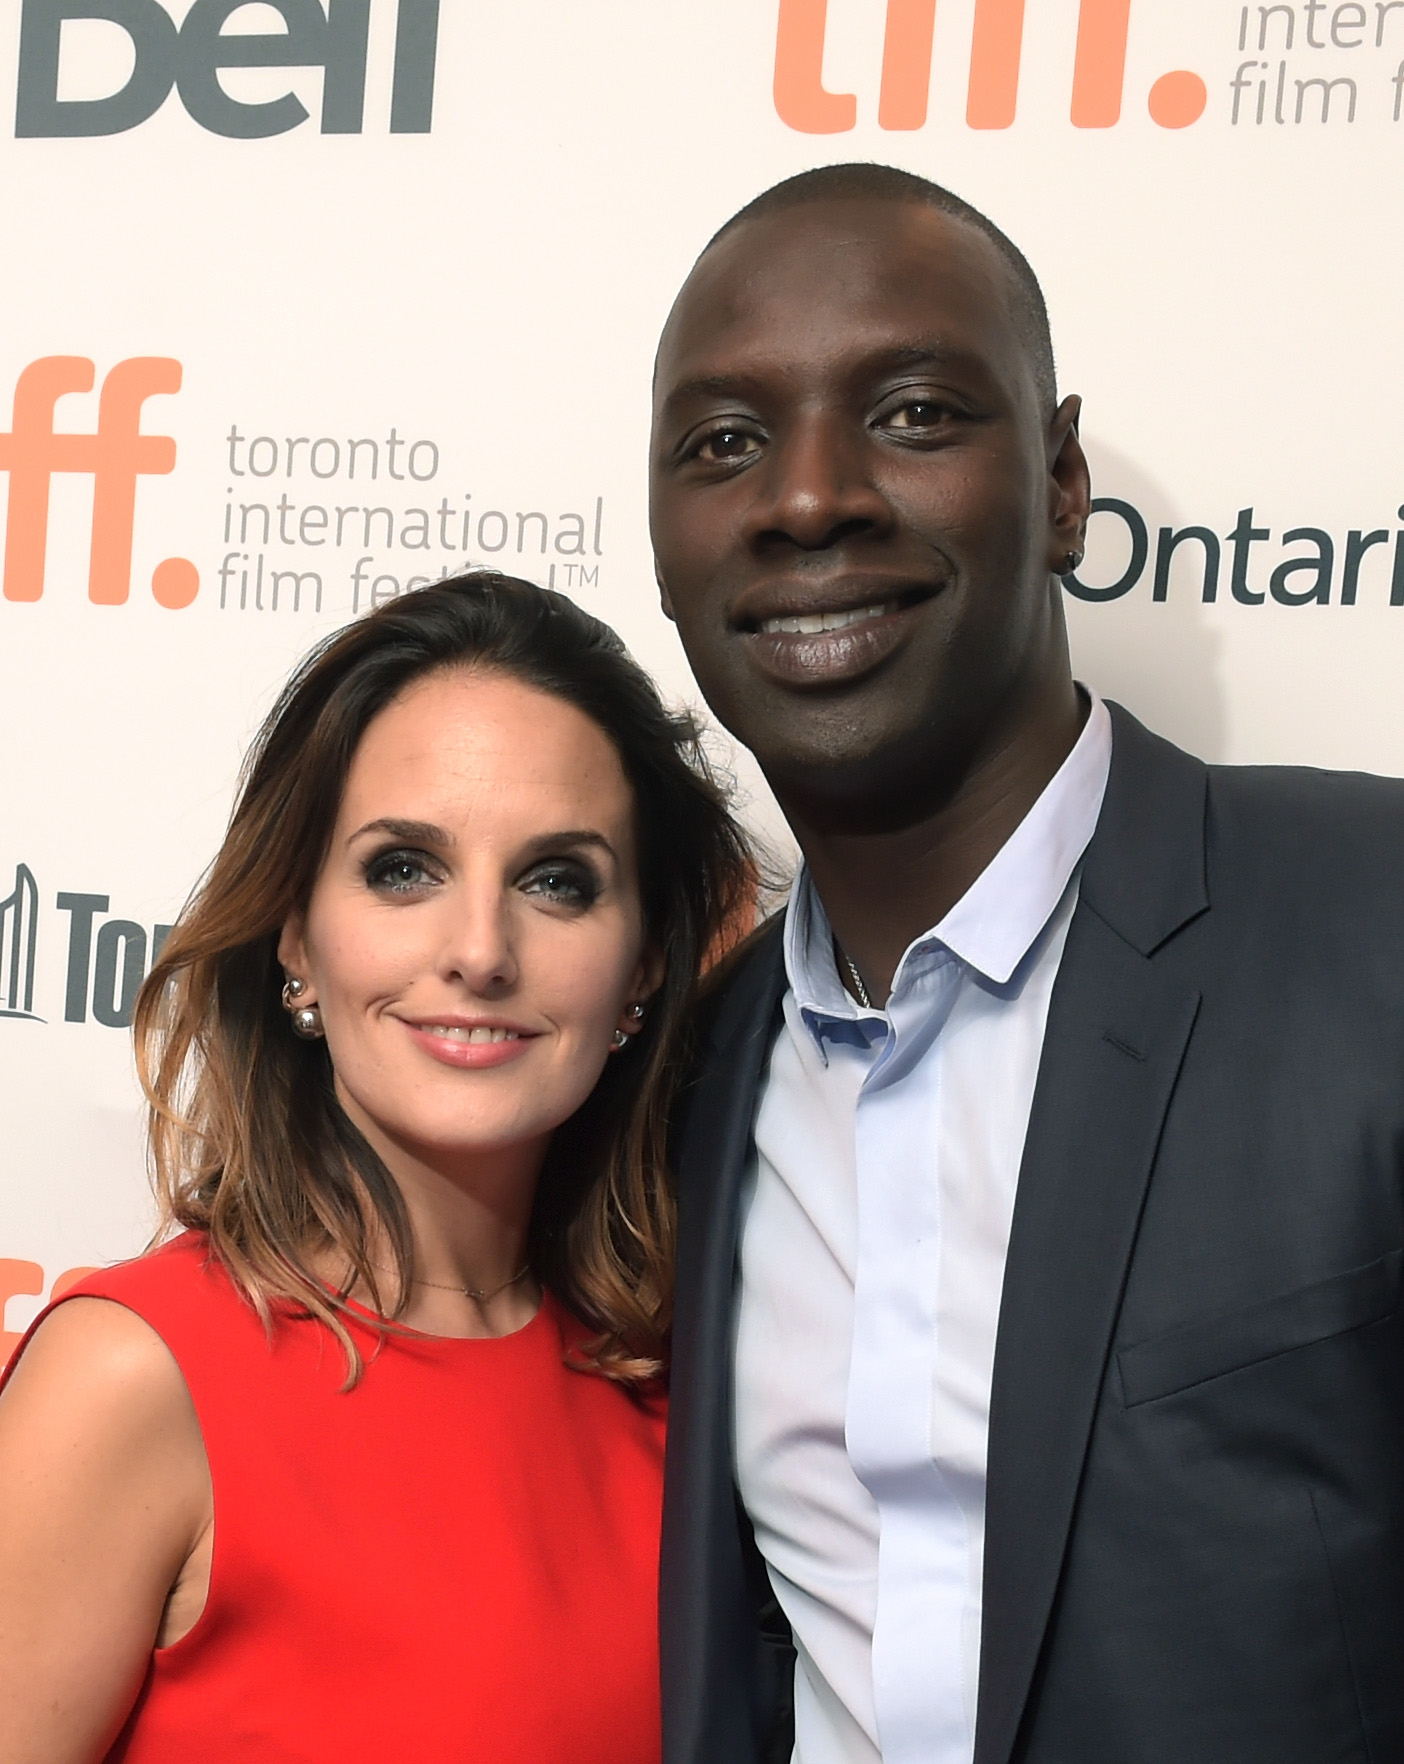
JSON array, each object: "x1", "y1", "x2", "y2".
[
  {"x1": 425, "y1": 1025, "x2": 520, "y2": 1044},
  {"x1": 758, "y1": 601, "x2": 895, "y2": 636}
]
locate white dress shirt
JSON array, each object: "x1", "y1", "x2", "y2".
[{"x1": 733, "y1": 695, "x2": 1113, "y2": 1764}]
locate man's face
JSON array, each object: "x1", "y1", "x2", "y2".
[{"x1": 649, "y1": 198, "x2": 1088, "y2": 826}]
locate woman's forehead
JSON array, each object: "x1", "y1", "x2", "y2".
[{"x1": 339, "y1": 670, "x2": 636, "y2": 837}]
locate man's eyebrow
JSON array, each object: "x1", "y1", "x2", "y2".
[
  {"x1": 347, "y1": 817, "x2": 453, "y2": 847},
  {"x1": 661, "y1": 372, "x2": 760, "y2": 411},
  {"x1": 851, "y1": 341, "x2": 995, "y2": 379},
  {"x1": 876, "y1": 343, "x2": 976, "y2": 369},
  {"x1": 660, "y1": 343, "x2": 990, "y2": 412}
]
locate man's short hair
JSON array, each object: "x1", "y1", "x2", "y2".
[{"x1": 706, "y1": 163, "x2": 1057, "y2": 416}]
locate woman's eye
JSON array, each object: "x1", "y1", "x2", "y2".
[
  {"x1": 365, "y1": 850, "x2": 438, "y2": 894},
  {"x1": 521, "y1": 863, "x2": 599, "y2": 909},
  {"x1": 694, "y1": 426, "x2": 762, "y2": 464}
]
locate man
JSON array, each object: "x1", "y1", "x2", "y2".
[{"x1": 649, "y1": 163, "x2": 1404, "y2": 1764}]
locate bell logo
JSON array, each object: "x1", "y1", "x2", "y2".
[
  {"x1": 15, "y1": 0, "x2": 439, "y2": 139},
  {"x1": 774, "y1": 0, "x2": 1208, "y2": 133},
  {"x1": 0, "y1": 357, "x2": 198, "y2": 608}
]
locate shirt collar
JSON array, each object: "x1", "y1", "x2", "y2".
[{"x1": 783, "y1": 691, "x2": 1113, "y2": 1028}]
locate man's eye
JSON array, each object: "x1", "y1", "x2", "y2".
[
  {"x1": 365, "y1": 850, "x2": 437, "y2": 894},
  {"x1": 521, "y1": 863, "x2": 599, "y2": 908},
  {"x1": 883, "y1": 400, "x2": 949, "y2": 430},
  {"x1": 694, "y1": 426, "x2": 761, "y2": 463}
]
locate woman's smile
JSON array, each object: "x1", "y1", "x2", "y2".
[{"x1": 398, "y1": 1015, "x2": 540, "y2": 1069}]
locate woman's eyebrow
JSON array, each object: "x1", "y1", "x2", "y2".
[
  {"x1": 346, "y1": 821, "x2": 619, "y2": 864},
  {"x1": 523, "y1": 829, "x2": 619, "y2": 864},
  {"x1": 347, "y1": 817, "x2": 452, "y2": 847}
]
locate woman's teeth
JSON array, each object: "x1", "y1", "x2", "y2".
[
  {"x1": 758, "y1": 601, "x2": 895, "y2": 636},
  {"x1": 423, "y1": 1025, "x2": 520, "y2": 1043}
]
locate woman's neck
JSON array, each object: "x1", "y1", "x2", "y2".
[{"x1": 334, "y1": 1086, "x2": 548, "y2": 1339}]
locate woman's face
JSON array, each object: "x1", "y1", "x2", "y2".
[{"x1": 279, "y1": 668, "x2": 657, "y2": 1172}]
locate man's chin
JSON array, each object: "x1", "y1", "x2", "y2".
[{"x1": 751, "y1": 725, "x2": 965, "y2": 838}]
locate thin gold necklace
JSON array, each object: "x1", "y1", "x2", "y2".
[{"x1": 377, "y1": 1262, "x2": 532, "y2": 1304}]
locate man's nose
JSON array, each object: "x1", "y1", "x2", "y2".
[
  {"x1": 438, "y1": 885, "x2": 519, "y2": 996},
  {"x1": 745, "y1": 413, "x2": 893, "y2": 551}
]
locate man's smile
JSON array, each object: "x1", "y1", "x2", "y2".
[
  {"x1": 755, "y1": 601, "x2": 898, "y2": 636},
  {"x1": 729, "y1": 576, "x2": 943, "y2": 633},
  {"x1": 732, "y1": 583, "x2": 945, "y2": 689}
]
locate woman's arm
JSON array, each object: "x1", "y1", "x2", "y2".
[{"x1": 0, "y1": 1298, "x2": 212, "y2": 1764}]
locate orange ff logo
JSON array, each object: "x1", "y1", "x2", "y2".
[{"x1": 0, "y1": 357, "x2": 198, "y2": 608}]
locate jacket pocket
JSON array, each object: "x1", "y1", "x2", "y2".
[{"x1": 1118, "y1": 1249, "x2": 1402, "y2": 1408}]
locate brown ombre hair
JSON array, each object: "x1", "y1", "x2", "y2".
[{"x1": 134, "y1": 572, "x2": 753, "y2": 1384}]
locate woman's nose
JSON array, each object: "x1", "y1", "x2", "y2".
[{"x1": 436, "y1": 886, "x2": 519, "y2": 996}]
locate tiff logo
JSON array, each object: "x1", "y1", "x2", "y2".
[
  {"x1": 57, "y1": 891, "x2": 173, "y2": 1026},
  {"x1": 0, "y1": 864, "x2": 39, "y2": 1020},
  {"x1": 774, "y1": 0, "x2": 1208, "y2": 132},
  {"x1": 0, "y1": 357, "x2": 198, "y2": 608},
  {"x1": 16, "y1": 0, "x2": 440, "y2": 139},
  {"x1": 0, "y1": 863, "x2": 173, "y2": 1027}
]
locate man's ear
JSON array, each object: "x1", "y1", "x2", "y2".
[{"x1": 1045, "y1": 393, "x2": 1091, "y2": 568}]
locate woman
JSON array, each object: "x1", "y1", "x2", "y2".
[{"x1": 0, "y1": 573, "x2": 752, "y2": 1764}]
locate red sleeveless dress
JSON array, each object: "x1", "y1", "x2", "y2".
[{"x1": 16, "y1": 1233, "x2": 665, "y2": 1764}]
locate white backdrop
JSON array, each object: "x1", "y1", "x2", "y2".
[{"x1": 3, "y1": 0, "x2": 1401, "y2": 1356}]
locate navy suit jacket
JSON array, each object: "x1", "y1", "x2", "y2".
[{"x1": 660, "y1": 704, "x2": 1404, "y2": 1764}]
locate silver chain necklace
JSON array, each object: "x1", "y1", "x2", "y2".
[{"x1": 838, "y1": 944, "x2": 874, "y2": 1010}]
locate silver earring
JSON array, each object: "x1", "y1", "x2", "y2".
[
  {"x1": 282, "y1": 976, "x2": 324, "y2": 1040},
  {"x1": 628, "y1": 1002, "x2": 646, "y2": 1022},
  {"x1": 1059, "y1": 549, "x2": 1084, "y2": 577},
  {"x1": 610, "y1": 1028, "x2": 629, "y2": 1051}
]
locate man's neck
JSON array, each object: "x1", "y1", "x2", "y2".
[{"x1": 781, "y1": 681, "x2": 1088, "y2": 1003}]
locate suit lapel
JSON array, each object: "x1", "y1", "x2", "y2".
[
  {"x1": 974, "y1": 707, "x2": 1210, "y2": 1764},
  {"x1": 662, "y1": 922, "x2": 787, "y2": 1764}
]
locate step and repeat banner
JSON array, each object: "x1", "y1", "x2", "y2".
[{"x1": 2, "y1": 0, "x2": 1401, "y2": 1354}]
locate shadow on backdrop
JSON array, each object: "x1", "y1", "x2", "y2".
[{"x1": 1064, "y1": 441, "x2": 1228, "y2": 764}]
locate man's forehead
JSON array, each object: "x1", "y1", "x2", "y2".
[{"x1": 658, "y1": 199, "x2": 1018, "y2": 380}]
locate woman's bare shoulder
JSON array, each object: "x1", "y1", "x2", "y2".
[
  {"x1": 0, "y1": 1304, "x2": 213, "y2": 1762},
  {"x1": 0, "y1": 1297, "x2": 200, "y2": 1469}
]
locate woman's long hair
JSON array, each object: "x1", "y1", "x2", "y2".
[{"x1": 133, "y1": 573, "x2": 754, "y2": 1385}]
